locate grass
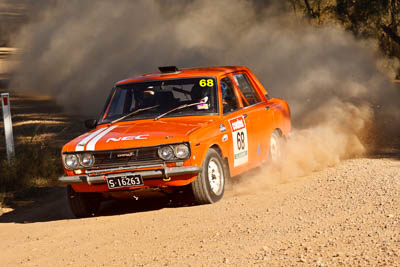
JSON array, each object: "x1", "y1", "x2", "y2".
[{"x1": 0, "y1": 140, "x2": 63, "y2": 202}]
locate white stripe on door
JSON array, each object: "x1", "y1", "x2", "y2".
[
  {"x1": 75, "y1": 127, "x2": 107, "y2": 152},
  {"x1": 85, "y1": 126, "x2": 118, "y2": 151}
]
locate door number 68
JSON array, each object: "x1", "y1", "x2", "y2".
[{"x1": 237, "y1": 132, "x2": 245, "y2": 150}]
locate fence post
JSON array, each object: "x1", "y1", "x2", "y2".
[{"x1": 1, "y1": 93, "x2": 15, "y2": 161}]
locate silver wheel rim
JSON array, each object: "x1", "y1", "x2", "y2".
[
  {"x1": 270, "y1": 134, "x2": 280, "y2": 161},
  {"x1": 208, "y1": 158, "x2": 224, "y2": 196}
]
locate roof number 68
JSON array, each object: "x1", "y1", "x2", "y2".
[{"x1": 199, "y1": 79, "x2": 214, "y2": 87}]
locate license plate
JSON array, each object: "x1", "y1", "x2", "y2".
[{"x1": 106, "y1": 174, "x2": 144, "y2": 189}]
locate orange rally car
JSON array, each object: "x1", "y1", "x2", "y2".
[{"x1": 59, "y1": 66, "x2": 291, "y2": 217}]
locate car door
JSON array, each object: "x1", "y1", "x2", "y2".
[
  {"x1": 231, "y1": 72, "x2": 274, "y2": 167},
  {"x1": 219, "y1": 75, "x2": 251, "y2": 176}
]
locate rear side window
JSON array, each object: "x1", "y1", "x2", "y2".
[{"x1": 233, "y1": 73, "x2": 261, "y2": 106}]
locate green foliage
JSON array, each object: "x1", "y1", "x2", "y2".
[{"x1": 0, "y1": 142, "x2": 63, "y2": 192}]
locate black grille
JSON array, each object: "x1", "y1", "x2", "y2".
[{"x1": 91, "y1": 147, "x2": 162, "y2": 169}]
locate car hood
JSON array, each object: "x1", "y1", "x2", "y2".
[{"x1": 63, "y1": 118, "x2": 216, "y2": 152}]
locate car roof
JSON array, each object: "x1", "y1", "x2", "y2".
[{"x1": 116, "y1": 66, "x2": 249, "y2": 85}]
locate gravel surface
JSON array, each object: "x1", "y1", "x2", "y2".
[{"x1": 0, "y1": 157, "x2": 399, "y2": 266}]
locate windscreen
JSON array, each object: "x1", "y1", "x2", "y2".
[{"x1": 100, "y1": 77, "x2": 218, "y2": 123}]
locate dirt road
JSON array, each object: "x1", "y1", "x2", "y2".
[{"x1": 0, "y1": 156, "x2": 399, "y2": 266}]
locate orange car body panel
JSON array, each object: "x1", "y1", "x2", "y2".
[{"x1": 61, "y1": 66, "x2": 291, "y2": 193}]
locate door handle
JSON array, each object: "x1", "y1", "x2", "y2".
[
  {"x1": 243, "y1": 114, "x2": 248, "y2": 118},
  {"x1": 265, "y1": 106, "x2": 270, "y2": 111}
]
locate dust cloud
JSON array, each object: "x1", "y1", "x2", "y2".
[{"x1": 9, "y1": 0, "x2": 400, "y2": 189}]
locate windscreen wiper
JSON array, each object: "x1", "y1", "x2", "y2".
[
  {"x1": 109, "y1": 105, "x2": 159, "y2": 125},
  {"x1": 154, "y1": 97, "x2": 208, "y2": 121}
]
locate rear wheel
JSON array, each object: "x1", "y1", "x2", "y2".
[
  {"x1": 191, "y1": 148, "x2": 226, "y2": 204},
  {"x1": 67, "y1": 185, "x2": 102, "y2": 218},
  {"x1": 269, "y1": 130, "x2": 283, "y2": 163}
]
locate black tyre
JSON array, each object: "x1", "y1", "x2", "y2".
[
  {"x1": 191, "y1": 148, "x2": 226, "y2": 204},
  {"x1": 67, "y1": 185, "x2": 102, "y2": 218},
  {"x1": 269, "y1": 130, "x2": 283, "y2": 163}
]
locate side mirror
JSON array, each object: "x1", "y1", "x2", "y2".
[
  {"x1": 265, "y1": 93, "x2": 270, "y2": 100},
  {"x1": 84, "y1": 119, "x2": 97, "y2": 129}
]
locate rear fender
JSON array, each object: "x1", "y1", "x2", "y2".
[{"x1": 269, "y1": 98, "x2": 291, "y2": 137}]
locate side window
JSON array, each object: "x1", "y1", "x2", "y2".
[
  {"x1": 233, "y1": 73, "x2": 261, "y2": 106},
  {"x1": 220, "y1": 77, "x2": 239, "y2": 114}
]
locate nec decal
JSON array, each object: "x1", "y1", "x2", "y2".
[{"x1": 106, "y1": 135, "x2": 149, "y2": 143}]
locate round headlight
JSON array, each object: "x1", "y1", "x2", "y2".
[
  {"x1": 158, "y1": 146, "x2": 174, "y2": 160},
  {"x1": 174, "y1": 144, "x2": 189, "y2": 159},
  {"x1": 64, "y1": 154, "x2": 79, "y2": 169},
  {"x1": 80, "y1": 153, "x2": 95, "y2": 167}
]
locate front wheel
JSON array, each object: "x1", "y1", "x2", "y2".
[
  {"x1": 191, "y1": 148, "x2": 226, "y2": 204},
  {"x1": 67, "y1": 185, "x2": 102, "y2": 218}
]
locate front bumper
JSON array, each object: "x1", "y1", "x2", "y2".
[{"x1": 58, "y1": 166, "x2": 202, "y2": 185}]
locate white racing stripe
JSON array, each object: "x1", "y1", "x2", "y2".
[
  {"x1": 75, "y1": 127, "x2": 107, "y2": 151},
  {"x1": 85, "y1": 126, "x2": 118, "y2": 151}
]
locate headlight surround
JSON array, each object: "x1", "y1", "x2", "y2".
[
  {"x1": 174, "y1": 144, "x2": 189, "y2": 159},
  {"x1": 79, "y1": 153, "x2": 95, "y2": 168},
  {"x1": 64, "y1": 154, "x2": 79, "y2": 169},
  {"x1": 158, "y1": 146, "x2": 174, "y2": 160}
]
